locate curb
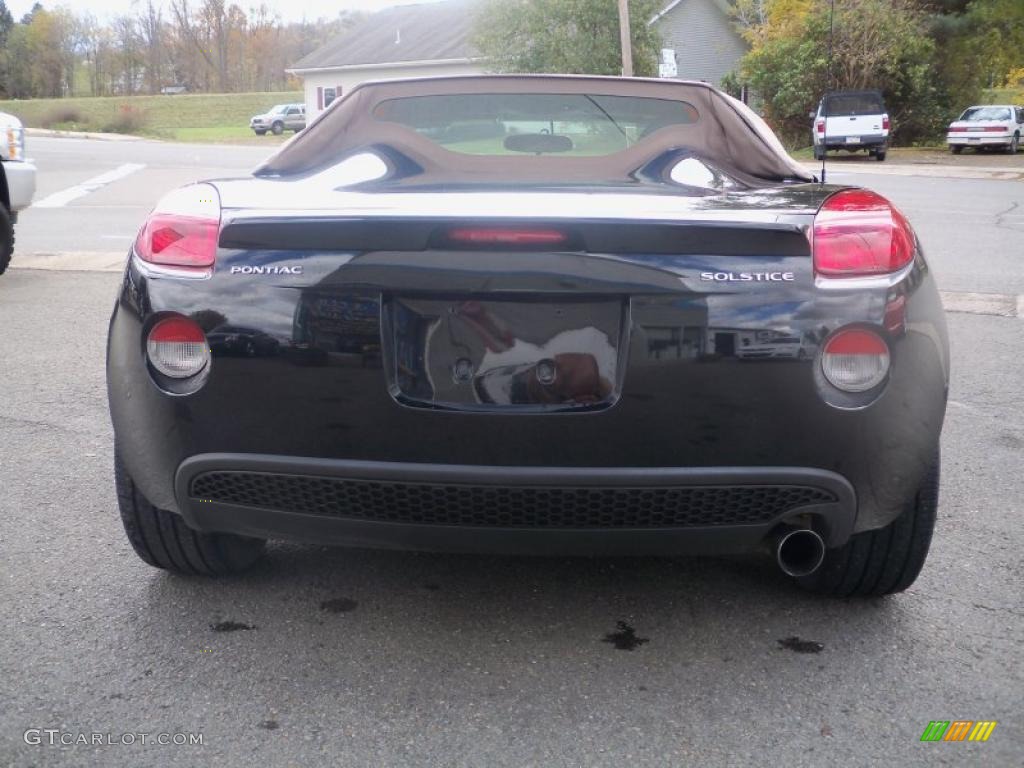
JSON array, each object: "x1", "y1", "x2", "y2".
[
  {"x1": 940, "y1": 291, "x2": 1021, "y2": 319},
  {"x1": 800, "y1": 161, "x2": 1024, "y2": 181},
  {"x1": 10, "y1": 251, "x2": 126, "y2": 272},
  {"x1": 25, "y1": 128, "x2": 144, "y2": 142}
]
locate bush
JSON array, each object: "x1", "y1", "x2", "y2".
[
  {"x1": 101, "y1": 104, "x2": 148, "y2": 134},
  {"x1": 736, "y1": 0, "x2": 946, "y2": 147},
  {"x1": 41, "y1": 105, "x2": 85, "y2": 128}
]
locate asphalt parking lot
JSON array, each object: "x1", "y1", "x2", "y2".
[{"x1": 1, "y1": 138, "x2": 1022, "y2": 767}]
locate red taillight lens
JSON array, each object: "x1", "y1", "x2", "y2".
[
  {"x1": 147, "y1": 316, "x2": 210, "y2": 378},
  {"x1": 821, "y1": 328, "x2": 890, "y2": 392},
  {"x1": 815, "y1": 120, "x2": 825, "y2": 135},
  {"x1": 983, "y1": 126, "x2": 1007, "y2": 133},
  {"x1": 447, "y1": 228, "x2": 568, "y2": 245},
  {"x1": 136, "y1": 214, "x2": 218, "y2": 268},
  {"x1": 948, "y1": 126, "x2": 968, "y2": 132},
  {"x1": 882, "y1": 115, "x2": 890, "y2": 131},
  {"x1": 812, "y1": 189, "x2": 915, "y2": 277},
  {"x1": 135, "y1": 183, "x2": 220, "y2": 270}
]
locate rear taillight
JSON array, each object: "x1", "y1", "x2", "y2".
[
  {"x1": 815, "y1": 120, "x2": 825, "y2": 135},
  {"x1": 6, "y1": 126, "x2": 24, "y2": 160},
  {"x1": 821, "y1": 328, "x2": 889, "y2": 392},
  {"x1": 135, "y1": 184, "x2": 220, "y2": 270},
  {"x1": 983, "y1": 126, "x2": 1007, "y2": 133},
  {"x1": 948, "y1": 126, "x2": 968, "y2": 132},
  {"x1": 882, "y1": 115, "x2": 890, "y2": 131},
  {"x1": 812, "y1": 189, "x2": 914, "y2": 277},
  {"x1": 147, "y1": 316, "x2": 210, "y2": 378}
]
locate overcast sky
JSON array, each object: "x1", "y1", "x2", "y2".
[{"x1": 5, "y1": 0, "x2": 436, "y2": 24}]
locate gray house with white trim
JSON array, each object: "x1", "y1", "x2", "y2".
[
  {"x1": 289, "y1": 0, "x2": 749, "y2": 119},
  {"x1": 653, "y1": 0, "x2": 748, "y2": 87}
]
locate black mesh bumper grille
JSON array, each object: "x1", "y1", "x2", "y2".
[{"x1": 189, "y1": 471, "x2": 835, "y2": 529}]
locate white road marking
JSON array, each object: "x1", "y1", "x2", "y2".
[{"x1": 31, "y1": 163, "x2": 146, "y2": 209}]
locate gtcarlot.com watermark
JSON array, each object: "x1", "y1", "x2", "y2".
[{"x1": 24, "y1": 729, "x2": 203, "y2": 747}]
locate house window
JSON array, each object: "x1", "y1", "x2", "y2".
[{"x1": 316, "y1": 85, "x2": 344, "y2": 111}]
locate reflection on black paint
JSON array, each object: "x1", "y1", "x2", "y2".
[
  {"x1": 387, "y1": 297, "x2": 624, "y2": 410},
  {"x1": 291, "y1": 290, "x2": 382, "y2": 367},
  {"x1": 208, "y1": 324, "x2": 280, "y2": 358}
]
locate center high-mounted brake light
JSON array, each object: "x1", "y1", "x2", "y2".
[
  {"x1": 812, "y1": 189, "x2": 915, "y2": 277},
  {"x1": 134, "y1": 184, "x2": 220, "y2": 270},
  {"x1": 447, "y1": 228, "x2": 568, "y2": 245}
]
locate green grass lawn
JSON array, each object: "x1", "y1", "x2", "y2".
[{"x1": 0, "y1": 91, "x2": 304, "y2": 143}]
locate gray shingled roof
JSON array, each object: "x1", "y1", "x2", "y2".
[{"x1": 290, "y1": 0, "x2": 481, "y2": 71}]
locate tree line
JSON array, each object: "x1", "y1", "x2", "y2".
[
  {"x1": 0, "y1": 0, "x2": 359, "y2": 99},
  {"x1": 2, "y1": 0, "x2": 1018, "y2": 145}
]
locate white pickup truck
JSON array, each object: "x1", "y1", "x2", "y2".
[
  {"x1": 0, "y1": 111, "x2": 37, "y2": 274},
  {"x1": 811, "y1": 90, "x2": 890, "y2": 162}
]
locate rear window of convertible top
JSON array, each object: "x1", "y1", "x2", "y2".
[{"x1": 372, "y1": 93, "x2": 701, "y2": 156}]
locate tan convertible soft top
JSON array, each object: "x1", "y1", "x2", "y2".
[{"x1": 255, "y1": 75, "x2": 812, "y2": 185}]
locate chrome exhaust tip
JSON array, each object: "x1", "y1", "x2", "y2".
[{"x1": 775, "y1": 528, "x2": 826, "y2": 578}]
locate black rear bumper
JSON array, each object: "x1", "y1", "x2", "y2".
[{"x1": 175, "y1": 455, "x2": 855, "y2": 555}]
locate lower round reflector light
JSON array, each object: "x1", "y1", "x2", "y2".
[
  {"x1": 821, "y1": 328, "x2": 890, "y2": 393},
  {"x1": 147, "y1": 316, "x2": 210, "y2": 378}
]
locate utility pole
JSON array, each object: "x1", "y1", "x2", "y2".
[{"x1": 618, "y1": 0, "x2": 633, "y2": 77}]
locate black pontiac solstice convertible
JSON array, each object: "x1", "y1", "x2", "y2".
[{"x1": 106, "y1": 76, "x2": 948, "y2": 595}]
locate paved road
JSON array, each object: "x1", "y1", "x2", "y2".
[
  {"x1": 1, "y1": 139, "x2": 1022, "y2": 767},
  {"x1": 14, "y1": 136, "x2": 273, "y2": 262}
]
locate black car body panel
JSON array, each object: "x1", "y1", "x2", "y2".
[
  {"x1": 108, "y1": 202, "x2": 948, "y2": 552},
  {"x1": 107, "y1": 77, "x2": 949, "y2": 559}
]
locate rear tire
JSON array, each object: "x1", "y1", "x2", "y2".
[
  {"x1": 0, "y1": 206, "x2": 12, "y2": 276},
  {"x1": 950, "y1": 145, "x2": 963, "y2": 155},
  {"x1": 797, "y1": 452, "x2": 939, "y2": 597},
  {"x1": 875, "y1": 150, "x2": 886, "y2": 161},
  {"x1": 254, "y1": 129, "x2": 267, "y2": 136},
  {"x1": 1008, "y1": 133, "x2": 1019, "y2": 154},
  {"x1": 813, "y1": 146, "x2": 825, "y2": 161},
  {"x1": 114, "y1": 452, "x2": 265, "y2": 575},
  {"x1": 271, "y1": 121, "x2": 284, "y2": 136}
]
